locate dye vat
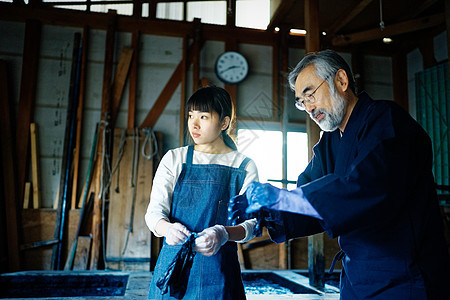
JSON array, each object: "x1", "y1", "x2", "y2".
[
  {"x1": 0, "y1": 271, "x2": 128, "y2": 298},
  {"x1": 242, "y1": 271, "x2": 320, "y2": 295}
]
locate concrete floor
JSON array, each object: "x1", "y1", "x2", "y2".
[{"x1": 1, "y1": 270, "x2": 340, "y2": 300}]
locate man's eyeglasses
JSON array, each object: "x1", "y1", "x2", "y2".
[{"x1": 294, "y1": 78, "x2": 328, "y2": 111}]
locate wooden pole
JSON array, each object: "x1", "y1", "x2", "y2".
[
  {"x1": 305, "y1": 0, "x2": 325, "y2": 288},
  {"x1": 90, "y1": 9, "x2": 116, "y2": 270},
  {"x1": 71, "y1": 26, "x2": 89, "y2": 209}
]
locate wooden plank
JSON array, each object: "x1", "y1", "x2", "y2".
[
  {"x1": 16, "y1": 19, "x2": 41, "y2": 209},
  {"x1": 30, "y1": 123, "x2": 41, "y2": 209},
  {"x1": 332, "y1": 13, "x2": 445, "y2": 46},
  {"x1": 127, "y1": 30, "x2": 140, "y2": 130},
  {"x1": 110, "y1": 47, "x2": 134, "y2": 127},
  {"x1": 73, "y1": 236, "x2": 92, "y2": 270},
  {"x1": 106, "y1": 128, "x2": 152, "y2": 271},
  {"x1": 0, "y1": 59, "x2": 21, "y2": 271},
  {"x1": 23, "y1": 182, "x2": 31, "y2": 209},
  {"x1": 71, "y1": 25, "x2": 89, "y2": 210}
]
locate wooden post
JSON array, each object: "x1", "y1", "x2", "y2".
[
  {"x1": 71, "y1": 26, "x2": 89, "y2": 209},
  {"x1": 127, "y1": 30, "x2": 140, "y2": 130},
  {"x1": 179, "y1": 36, "x2": 187, "y2": 146},
  {"x1": 90, "y1": 10, "x2": 116, "y2": 270},
  {"x1": 192, "y1": 18, "x2": 202, "y2": 92},
  {"x1": 16, "y1": 19, "x2": 41, "y2": 209},
  {"x1": 305, "y1": 0, "x2": 325, "y2": 288},
  {"x1": 0, "y1": 60, "x2": 21, "y2": 271}
]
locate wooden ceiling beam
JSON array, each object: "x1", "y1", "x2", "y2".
[
  {"x1": 266, "y1": 0, "x2": 296, "y2": 31},
  {"x1": 402, "y1": 0, "x2": 440, "y2": 20},
  {"x1": 325, "y1": 0, "x2": 374, "y2": 37},
  {"x1": 332, "y1": 13, "x2": 445, "y2": 46}
]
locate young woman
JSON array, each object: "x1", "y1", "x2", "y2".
[{"x1": 145, "y1": 86, "x2": 258, "y2": 300}]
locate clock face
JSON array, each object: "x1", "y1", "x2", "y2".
[{"x1": 215, "y1": 51, "x2": 249, "y2": 85}]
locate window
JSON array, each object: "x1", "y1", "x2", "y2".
[{"x1": 237, "y1": 129, "x2": 308, "y2": 190}]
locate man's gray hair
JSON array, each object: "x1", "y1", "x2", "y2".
[{"x1": 288, "y1": 50, "x2": 356, "y2": 95}]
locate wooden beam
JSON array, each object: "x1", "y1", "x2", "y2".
[
  {"x1": 140, "y1": 40, "x2": 203, "y2": 129},
  {"x1": 71, "y1": 25, "x2": 89, "y2": 210},
  {"x1": 305, "y1": 0, "x2": 324, "y2": 289},
  {"x1": 225, "y1": 38, "x2": 238, "y2": 114},
  {"x1": 325, "y1": 0, "x2": 374, "y2": 37},
  {"x1": 110, "y1": 47, "x2": 134, "y2": 127},
  {"x1": 0, "y1": 60, "x2": 21, "y2": 272},
  {"x1": 127, "y1": 30, "x2": 140, "y2": 130},
  {"x1": 226, "y1": 0, "x2": 236, "y2": 28},
  {"x1": 402, "y1": 0, "x2": 440, "y2": 20},
  {"x1": 419, "y1": 35, "x2": 437, "y2": 69},
  {"x1": 192, "y1": 18, "x2": 202, "y2": 92},
  {"x1": 266, "y1": 0, "x2": 296, "y2": 31},
  {"x1": 100, "y1": 10, "x2": 117, "y2": 122},
  {"x1": 179, "y1": 36, "x2": 187, "y2": 146},
  {"x1": 332, "y1": 13, "x2": 445, "y2": 46},
  {"x1": 305, "y1": 0, "x2": 320, "y2": 53},
  {"x1": 16, "y1": 19, "x2": 41, "y2": 209},
  {"x1": 0, "y1": 4, "x2": 277, "y2": 46}
]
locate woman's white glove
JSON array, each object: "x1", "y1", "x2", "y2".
[
  {"x1": 165, "y1": 222, "x2": 191, "y2": 245},
  {"x1": 194, "y1": 225, "x2": 229, "y2": 256}
]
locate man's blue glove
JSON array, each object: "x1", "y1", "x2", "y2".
[
  {"x1": 244, "y1": 182, "x2": 322, "y2": 220},
  {"x1": 245, "y1": 182, "x2": 280, "y2": 213}
]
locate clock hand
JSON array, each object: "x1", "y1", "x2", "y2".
[{"x1": 219, "y1": 65, "x2": 240, "y2": 74}]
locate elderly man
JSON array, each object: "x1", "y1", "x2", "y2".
[{"x1": 229, "y1": 50, "x2": 450, "y2": 299}]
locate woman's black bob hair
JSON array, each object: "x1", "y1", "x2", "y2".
[{"x1": 185, "y1": 86, "x2": 237, "y2": 150}]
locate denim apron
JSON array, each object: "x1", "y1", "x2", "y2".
[{"x1": 149, "y1": 145, "x2": 250, "y2": 300}]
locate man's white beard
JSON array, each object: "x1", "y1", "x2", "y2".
[{"x1": 309, "y1": 92, "x2": 346, "y2": 132}]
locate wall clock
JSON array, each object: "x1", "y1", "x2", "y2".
[{"x1": 215, "y1": 51, "x2": 249, "y2": 85}]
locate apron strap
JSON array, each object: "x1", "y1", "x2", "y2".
[
  {"x1": 329, "y1": 249, "x2": 345, "y2": 274},
  {"x1": 239, "y1": 157, "x2": 251, "y2": 170},
  {"x1": 186, "y1": 145, "x2": 194, "y2": 165}
]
